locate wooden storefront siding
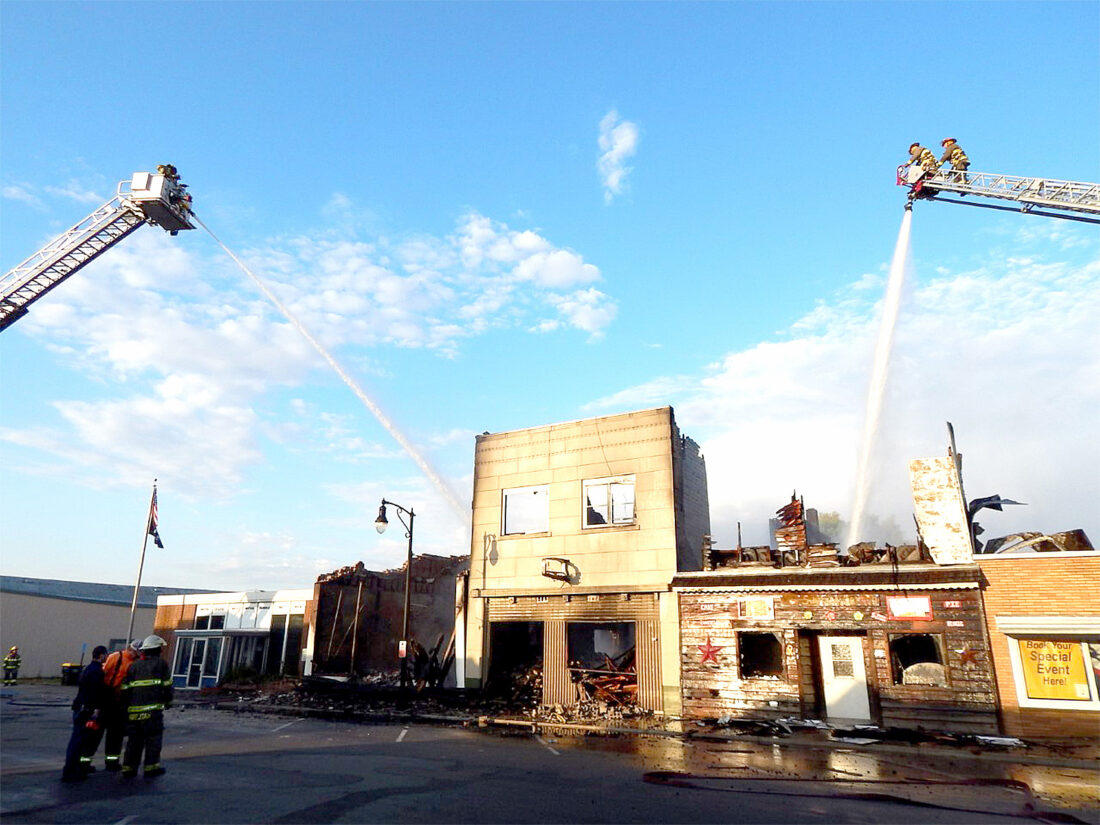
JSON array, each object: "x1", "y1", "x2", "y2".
[
  {"x1": 678, "y1": 586, "x2": 998, "y2": 733},
  {"x1": 486, "y1": 593, "x2": 664, "y2": 711}
]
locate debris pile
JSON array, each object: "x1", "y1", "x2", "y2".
[{"x1": 569, "y1": 647, "x2": 641, "y2": 711}]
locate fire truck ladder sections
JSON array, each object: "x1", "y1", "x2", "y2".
[
  {"x1": 920, "y1": 171, "x2": 1100, "y2": 224},
  {"x1": 0, "y1": 198, "x2": 146, "y2": 332}
]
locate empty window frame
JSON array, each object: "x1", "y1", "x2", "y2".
[
  {"x1": 738, "y1": 632, "x2": 785, "y2": 679},
  {"x1": 502, "y1": 485, "x2": 549, "y2": 535},
  {"x1": 583, "y1": 476, "x2": 635, "y2": 528},
  {"x1": 889, "y1": 633, "x2": 947, "y2": 686},
  {"x1": 567, "y1": 621, "x2": 636, "y2": 671}
]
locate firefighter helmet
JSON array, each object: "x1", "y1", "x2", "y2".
[
  {"x1": 909, "y1": 142, "x2": 921, "y2": 151},
  {"x1": 141, "y1": 635, "x2": 167, "y2": 650},
  {"x1": 8, "y1": 646, "x2": 17, "y2": 652},
  {"x1": 941, "y1": 137, "x2": 956, "y2": 146},
  {"x1": 129, "y1": 639, "x2": 143, "y2": 651}
]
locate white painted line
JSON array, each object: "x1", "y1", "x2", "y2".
[
  {"x1": 271, "y1": 718, "x2": 303, "y2": 733},
  {"x1": 113, "y1": 816, "x2": 140, "y2": 825},
  {"x1": 536, "y1": 735, "x2": 559, "y2": 756},
  {"x1": 396, "y1": 727, "x2": 409, "y2": 743}
]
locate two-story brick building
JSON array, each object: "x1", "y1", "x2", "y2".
[{"x1": 462, "y1": 406, "x2": 709, "y2": 716}]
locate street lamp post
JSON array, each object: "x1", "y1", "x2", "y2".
[{"x1": 375, "y1": 498, "x2": 415, "y2": 690}]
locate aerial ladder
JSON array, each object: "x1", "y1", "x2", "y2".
[
  {"x1": 0, "y1": 167, "x2": 195, "y2": 332},
  {"x1": 897, "y1": 165, "x2": 1100, "y2": 224}
]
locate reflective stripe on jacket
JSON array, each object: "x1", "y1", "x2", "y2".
[{"x1": 121, "y1": 655, "x2": 173, "y2": 719}]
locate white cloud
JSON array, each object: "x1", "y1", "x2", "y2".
[
  {"x1": 4, "y1": 201, "x2": 616, "y2": 501},
  {"x1": 45, "y1": 181, "x2": 105, "y2": 205},
  {"x1": 587, "y1": 232, "x2": 1100, "y2": 550},
  {"x1": 597, "y1": 109, "x2": 639, "y2": 203},
  {"x1": 3, "y1": 184, "x2": 43, "y2": 208}
]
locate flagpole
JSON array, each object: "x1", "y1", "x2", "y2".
[{"x1": 126, "y1": 480, "x2": 157, "y2": 644}]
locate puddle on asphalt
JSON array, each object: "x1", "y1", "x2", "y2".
[{"x1": 530, "y1": 731, "x2": 1099, "y2": 813}]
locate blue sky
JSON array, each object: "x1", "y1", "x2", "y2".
[{"x1": 2, "y1": 2, "x2": 1097, "y2": 590}]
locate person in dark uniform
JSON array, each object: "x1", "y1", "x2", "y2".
[
  {"x1": 61, "y1": 645, "x2": 109, "y2": 782},
  {"x1": 3, "y1": 646, "x2": 20, "y2": 685},
  {"x1": 939, "y1": 138, "x2": 970, "y2": 182},
  {"x1": 120, "y1": 635, "x2": 173, "y2": 779}
]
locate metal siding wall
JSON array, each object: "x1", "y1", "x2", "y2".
[
  {"x1": 543, "y1": 620, "x2": 572, "y2": 706},
  {"x1": 635, "y1": 619, "x2": 663, "y2": 711}
]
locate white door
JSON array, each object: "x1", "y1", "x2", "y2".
[{"x1": 818, "y1": 635, "x2": 871, "y2": 722}]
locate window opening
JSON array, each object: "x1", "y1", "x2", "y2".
[
  {"x1": 502, "y1": 485, "x2": 549, "y2": 535},
  {"x1": 567, "y1": 621, "x2": 637, "y2": 705},
  {"x1": 173, "y1": 638, "x2": 193, "y2": 678},
  {"x1": 187, "y1": 639, "x2": 206, "y2": 688},
  {"x1": 486, "y1": 622, "x2": 543, "y2": 702},
  {"x1": 203, "y1": 637, "x2": 223, "y2": 680},
  {"x1": 283, "y1": 614, "x2": 304, "y2": 676},
  {"x1": 739, "y1": 632, "x2": 784, "y2": 679},
  {"x1": 266, "y1": 614, "x2": 287, "y2": 676},
  {"x1": 583, "y1": 476, "x2": 635, "y2": 528},
  {"x1": 889, "y1": 633, "x2": 946, "y2": 686},
  {"x1": 193, "y1": 615, "x2": 210, "y2": 630},
  {"x1": 209, "y1": 614, "x2": 226, "y2": 630}
]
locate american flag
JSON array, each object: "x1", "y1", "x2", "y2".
[{"x1": 148, "y1": 486, "x2": 164, "y2": 549}]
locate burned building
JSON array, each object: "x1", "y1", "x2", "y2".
[
  {"x1": 675, "y1": 474, "x2": 1000, "y2": 733},
  {"x1": 309, "y1": 554, "x2": 468, "y2": 683},
  {"x1": 462, "y1": 407, "x2": 710, "y2": 716}
]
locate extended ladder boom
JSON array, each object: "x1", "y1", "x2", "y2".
[
  {"x1": 897, "y1": 166, "x2": 1100, "y2": 224},
  {"x1": 0, "y1": 169, "x2": 195, "y2": 332}
]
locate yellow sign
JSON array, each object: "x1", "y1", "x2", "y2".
[{"x1": 1018, "y1": 639, "x2": 1091, "y2": 701}]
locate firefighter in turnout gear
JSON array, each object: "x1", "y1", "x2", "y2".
[
  {"x1": 100, "y1": 639, "x2": 142, "y2": 771},
  {"x1": 61, "y1": 646, "x2": 109, "y2": 782},
  {"x1": 3, "y1": 646, "x2": 20, "y2": 685},
  {"x1": 939, "y1": 137, "x2": 970, "y2": 182},
  {"x1": 120, "y1": 635, "x2": 173, "y2": 778},
  {"x1": 907, "y1": 142, "x2": 940, "y2": 175}
]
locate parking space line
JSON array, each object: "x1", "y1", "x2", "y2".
[
  {"x1": 271, "y1": 718, "x2": 303, "y2": 733},
  {"x1": 396, "y1": 727, "x2": 408, "y2": 742},
  {"x1": 536, "y1": 735, "x2": 560, "y2": 756}
]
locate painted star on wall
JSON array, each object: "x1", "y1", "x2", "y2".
[{"x1": 698, "y1": 636, "x2": 723, "y2": 665}]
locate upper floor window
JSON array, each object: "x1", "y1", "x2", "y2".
[
  {"x1": 502, "y1": 485, "x2": 549, "y2": 535},
  {"x1": 583, "y1": 476, "x2": 635, "y2": 528}
]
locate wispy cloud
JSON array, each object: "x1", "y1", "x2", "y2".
[
  {"x1": 597, "y1": 110, "x2": 639, "y2": 204},
  {"x1": 3, "y1": 184, "x2": 43, "y2": 209}
]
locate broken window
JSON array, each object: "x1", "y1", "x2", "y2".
[
  {"x1": 502, "y1": 485, "x2": 549, "y2": 535},
  {"x1": 486, "y1": 622, "x2": 543, "y2": 700},
  {"x1": 739, "y1": 632, "x2": 784, "y2": 679},
  {"x1": 890, "y1": 633, "x2": 947, "y2": 686},
  {"x1": 567, "y1": 621, "x2": 637, "y2": 705},
  {"x1": 583, "y1": 476, "x2": 635, "y2": 528}
]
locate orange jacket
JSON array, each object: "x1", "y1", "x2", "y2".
[{"x1": 103, "y1": 647, "x2": 140, "y2": 693}]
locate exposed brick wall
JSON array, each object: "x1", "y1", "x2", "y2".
[{"x1": 978, "y1": 555, "x2": 1100, "y2": 739}]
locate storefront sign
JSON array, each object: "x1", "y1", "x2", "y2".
[
  {"x1": 887, "y1": 595, "x2": 933, "y2": 621},
  {"x1": 943, "y1": 600, "x2": 962, "y2": 608},
  {"x1": 1018, "y1": 639, "x2": 1091, "y2": 701}
]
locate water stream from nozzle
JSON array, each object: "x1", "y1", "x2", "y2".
[
  {"x1": 194, "y1": 215, "x2": 468, "y2": 525},
  {"x1": 845, "y1": 209, "x2": 913, "y2": 551}
]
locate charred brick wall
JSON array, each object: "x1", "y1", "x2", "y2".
[{"x1": 673, "y1": 430, "x2": 710, "y2": 572}]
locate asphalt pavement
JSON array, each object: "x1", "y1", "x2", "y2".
[{"x1": 2, "y1": 683, "x2": 1097, "y2": 824}]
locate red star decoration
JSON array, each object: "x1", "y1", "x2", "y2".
[
  {"x1": 959, "y1": 647, "x2": 982, "y2": 666},
  {"x1": 698, "y1": 636, "x2": 723, "y2": 665}
]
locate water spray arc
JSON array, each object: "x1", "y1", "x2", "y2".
[
  {"x1": 845, "y1": 209, "x2": 913, "y2": 550},
  {"x1": 195, "y1": 216, "x2": 468, "y2": 525}
]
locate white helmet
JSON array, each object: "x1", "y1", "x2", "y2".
[{"x1": 141, "y1": 634, "x2": 167, "y2": 651}]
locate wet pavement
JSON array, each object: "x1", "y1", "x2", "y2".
[{"x1": 4, "y1": 682, "x2": 1098, "y2": 823}]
